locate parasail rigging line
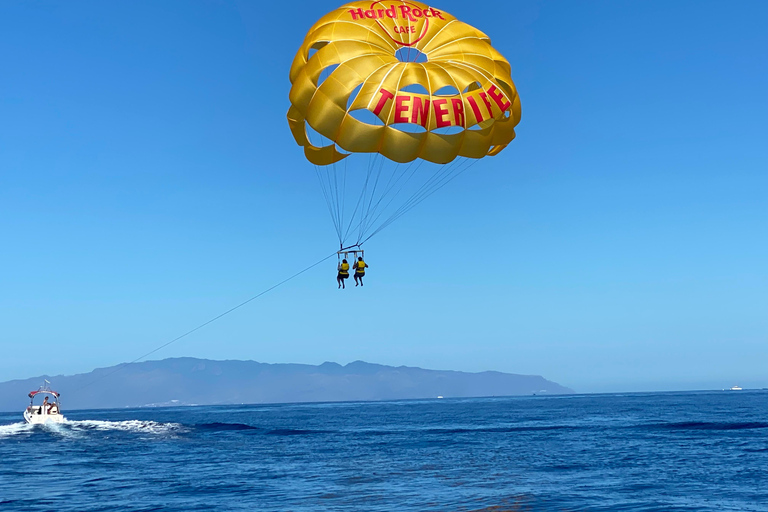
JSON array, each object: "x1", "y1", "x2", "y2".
[
  {"x1": 373, "y1": 158, "x2": 477, "y2": 235},
  {"x1": 357, "y1": 152, "x2": 388, "y2": 243},
  {"x1": 360, "y1": 157, "x2": 480, "y2": 245},
  {"x1": 354, "y1": 158, "x2": 424, "y2": 244},
  {"x1": 74, "y1": 251, "x2": 338, "y2": 392},
  {"x1": 314, "y1": 167, "x2": 340, "y2": 241},
  {"x1": 352, "y1": 156, "x2": 469, "y2": 245},
  {"x1": 312, "y1": 143, "x2": 481, "y2": 249},
  {"x1": 339, "y1": 156, "x2": 348, "y2": 238},
  {"x1": 343, "y1": 157, "x2": 412, "y2": 247},
  {"x1": 340, "y1": 151, "x2": 380, "y2": 246}
]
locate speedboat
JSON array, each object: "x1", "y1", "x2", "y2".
[
  {"x1": 730, "y1": 385, "x2": 743, "y2": 391},
  {"x1": 23, "y1": 381, "x2": 66, "y2": 424}
]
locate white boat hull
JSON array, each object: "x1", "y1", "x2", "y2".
[{"x1": 23, "y1": 409, "x2": 66, "y2": 425}]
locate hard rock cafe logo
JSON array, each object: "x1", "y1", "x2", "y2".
[
  {"x1": 344, "y1": 2, "x2": 513, "y2": 130},
  {"x1": 347, "y1": 2, "x2": 445, "y2": 47}
]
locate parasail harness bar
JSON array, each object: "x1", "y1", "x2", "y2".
[{"x1": 337, "y1": 244, "x2": 364, "y2": 262}]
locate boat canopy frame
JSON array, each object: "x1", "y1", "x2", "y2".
[{"x1": 28, "y1": 381, "x2": 61, "y2": 403}]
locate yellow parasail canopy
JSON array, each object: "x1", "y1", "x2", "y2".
[{"x1": 287, "y1": 1, "x2": 521, "y2": 166}]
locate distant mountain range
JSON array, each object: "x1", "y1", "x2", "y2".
[{"x1": 0, "y1": 358, "x2": 573, "y2": 412}]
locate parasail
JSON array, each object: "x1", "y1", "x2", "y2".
[{"x1": 288, "y1": 1, "x2": 521, "y2": 250}]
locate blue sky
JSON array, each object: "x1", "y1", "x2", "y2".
[{"x1": 1, "y1": 0, "x2": 766, "y2": 392}]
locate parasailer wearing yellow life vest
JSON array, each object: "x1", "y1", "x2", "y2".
[
  {"x1": 337, "y1": 259, "x2": 350, "y2": 289},
  {"x1": 353, "y1": 257, "x2": 369, "y2": 287}
]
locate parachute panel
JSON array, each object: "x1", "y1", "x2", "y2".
[{"x1": 287, "y1": 1, "x2": 522, "y2": 247}]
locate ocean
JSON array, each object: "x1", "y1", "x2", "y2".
[{"x1": 1, "y1": 391, "x2": 766, "y2": 511}]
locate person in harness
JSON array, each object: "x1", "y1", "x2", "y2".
[
  {"x1": 353, "y1": 257, "x2": 368, "y2": 287},
  {"x1": 337, "y1": 259, "x2": 350, "y2": 289}
]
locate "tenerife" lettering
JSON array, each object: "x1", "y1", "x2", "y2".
[{"x1": 370, "y1": 85, "x2": 511, "y2": 129}]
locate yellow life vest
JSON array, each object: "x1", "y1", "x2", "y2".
[
  {"x1": 355, "y1": 260, "x2": 366, "y2": 274},
  {"x1": 339, "y1": 262, "x2": 350, "y2": 276}
]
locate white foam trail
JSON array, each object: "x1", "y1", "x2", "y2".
[
  {"x1": 68, "y1": 419, "x2": 185, "y2": 435},
  {"x1": 0, "y1": 419, "x2": 185, "y2": 438},
  {"x1": 0, "y1": 422, "x2": 33, "y2": 438},
  {"x1": 41, "y1": 420, "x2": 81, "y2": 439}
]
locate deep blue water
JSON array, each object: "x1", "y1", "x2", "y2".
[{"x1": 1, "y1": 391, "x2": 766, "y2": 511}]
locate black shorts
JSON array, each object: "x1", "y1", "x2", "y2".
[
  {"x1": 338, "y1": 273, "x2": 348, "y2": 280},
  {"x1": 354, "y1": 272, "x2": 365, "y2": 278}
]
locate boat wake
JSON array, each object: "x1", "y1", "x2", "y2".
[
  {"x1": 0, "y1": 422, "x2": 34, "y2": 438},
  {"x1": 0, "y1": 419, "x2": 185, "y2": 438},
  {"x1": 69, "y1": 419, "x2": 186, "y2": 434}
]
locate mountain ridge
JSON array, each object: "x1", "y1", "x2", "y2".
[{"x1": 0, "y1": 357, "x2": 573, "y2": 412}]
